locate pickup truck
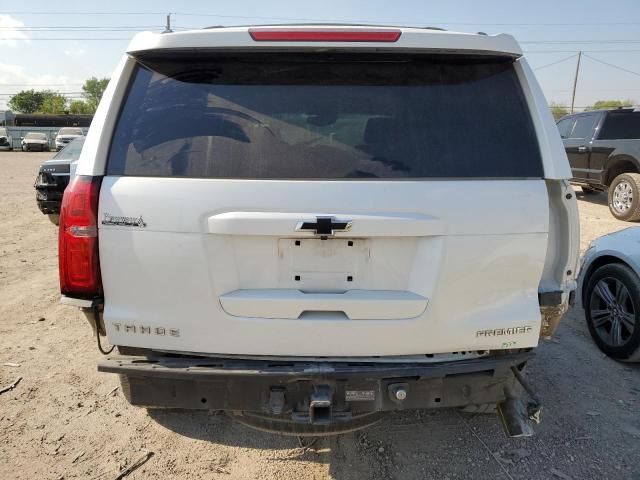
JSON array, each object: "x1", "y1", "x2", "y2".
[
  {"x1": 558, "y1": 108, "x2": 640, "y2": 221},
  {"x1": 58, "y1": 25, "x2": 579, "y2": 437}
]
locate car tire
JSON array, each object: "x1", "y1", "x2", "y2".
[
  {"x1": 581, "y1": 186, "x2": 598, "y2": 195},
  {"x1": 584, "y1": 263, "x2": 640, "y2": 362},
  {"x1": 608, "y1": 173, "x2": 640, "y2": 221}
]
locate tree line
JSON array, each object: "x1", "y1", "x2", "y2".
[
  {"x1": 7, "y1": 77, "x2": 109, "y2": 115},
  {"x1": 7, "y1": 82, "x2": 635, "y2": 121},
  {"x1": 549, "y1": 99, "x2": 636, "y2": 120}
]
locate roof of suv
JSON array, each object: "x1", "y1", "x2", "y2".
[
  {"x1": 559, "y1": 108, "x2": 640, "y2": 119},
  {"x1": 126, "y1": 24, "x2": 522, "y2": 57}
]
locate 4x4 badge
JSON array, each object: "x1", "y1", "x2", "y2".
[{"x1": 102, "y1": 213, "x2": 146, "y2": 228}]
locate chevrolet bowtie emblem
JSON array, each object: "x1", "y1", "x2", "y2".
[{"x1": 296, "y1": 216, "x2": 352, "y2": 237}]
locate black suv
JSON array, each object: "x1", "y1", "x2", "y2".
[
  {"x1": 558, "y1": 108, "x2": 640, "y2": 221},
  {"x1": 34, "y1": 136, "x2": 84, "y2": 225}
]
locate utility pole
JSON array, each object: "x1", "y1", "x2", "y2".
[
  {"x1": 162, "y1": 13, "x2": 173, "y2": 34},
  {"x1": 570, "y1": 51, "x2": 582, "y2": 114}
]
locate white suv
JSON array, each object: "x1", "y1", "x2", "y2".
[
  {"x1": 59, "y1": 25, "x2": 579, "y2": 436},
  {"x1": 55, "y1": 127, "x2": 84, "y2": 151}
]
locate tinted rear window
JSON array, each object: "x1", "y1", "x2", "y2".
[
  {"x1": 107, "y1": 53, "x2": 542, "y2": 179},
  {"x1": 599, "y1": 112, "x2": 640, "y2": 140},
  {"x1": 58, "y1": 128, "x2": 83, "y2": 136}
]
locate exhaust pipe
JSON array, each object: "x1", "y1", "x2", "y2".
[
  {"x1": 497, "y1": 366, "x2": 542, "y2": 438},
  {"x1": 497, "y1": 394, "x2": 535, "y2": 437}
]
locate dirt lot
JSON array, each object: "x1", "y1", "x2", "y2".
[{"x1": 1, "y1": 152, "x2": 639, "y2": 480}]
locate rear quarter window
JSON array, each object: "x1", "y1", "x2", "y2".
[
  {"x1": 598, "y1": 112, "x2": 640, "y2": 140},
  {"x1": 556, "y1": 117, "x2": 575, "y2": 139},
  {"x1": 107, "y1": 53, "x2": 543, "y2": 179}
]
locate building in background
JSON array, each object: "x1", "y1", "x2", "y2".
[{"x1": 0, "y1": 110, "x2": 93, "y2": 150}]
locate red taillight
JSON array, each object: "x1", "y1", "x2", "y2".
[
  {"x1": 58, "y1": 175, "x2": 102, "y2": 298},
  {"x1": 248, "y1": 28, "x2": 401, "y2": 43}
]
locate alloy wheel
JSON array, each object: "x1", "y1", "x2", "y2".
[
  {"x1": 590, "y1": 277, "x2": 636, "y2": 347},
  {"x1": 612, "y1": 180, "x2": 634, "y2": 214}
]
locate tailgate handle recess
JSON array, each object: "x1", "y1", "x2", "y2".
[{"x1": 219, "y1": 289, "x2": 428, "y2": 320}]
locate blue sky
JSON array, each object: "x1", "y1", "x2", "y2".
[{"x1": 1, "y1": 0, "x2": 640, "y2": 110}]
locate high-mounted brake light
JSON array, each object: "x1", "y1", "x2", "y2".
[
  {"x1": 248, "y1": 28, "x2": 402, "y2": 43},
  {"x1": 59, "y1": 176, "x2": 103, "y2": 298}
]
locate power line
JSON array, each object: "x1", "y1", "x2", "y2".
[
  {"x1": 0, "y1": 94, "x2": 84, "y2": 96},
  {"x1": 2, "y1": 11, "x2": 166, "y2": 15},
  {"x1": 164, "y1": 13, "x2": 640, "y2": 28},
  {"x1": 0, "y1": 25, "x2": 162, "y2": 29},
  {"x1": 0, "y1": 95, "x2": 85, "y2": 97},
  {"x1": 533, "y1": 54, "x2": 578, "y2": 71},
  {"x1": 0, "y1": 92, "x2": 84, "y2": 94},
  {"x1": 583, "y1": 54, "x2": 640, "y2": 78},
  {"x1": 522, "y1": 40, "x2": 640, "y2": 45},
  {"x1": 525, "y1": 50, "x2": 640, "y2": 53},
  {"x1": 433, "y1": 22, "x2": 640, "y2": 26},
  {"x1": 0, "y1": 37, "x2": 130, "y2": 40},
  {"x1": 0, "y1": 83, "x2": 83, "y2": 86},
  {"x1": 0, "y1": 92, "x2": 85, "y2": 96},
  {"x1": 0, "y1": 28, "x2": 162, "y2": 32},
  {"x1": 4, "y1": 11, "x2": 640, "y2": 27},
  {"x1": 2, "y1": 21, "x2": 640, "y2": 75},
  {"x1": 550, "y1": 88, "x2": 640, "y2": 91}
]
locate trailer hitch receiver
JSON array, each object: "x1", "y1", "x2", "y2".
[{"x1": 309, "y1": 385, "x2": 332, "y2": 425}]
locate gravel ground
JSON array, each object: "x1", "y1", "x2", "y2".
[{"x1": 1, "y1": 152, "x2": 639, "y2": 480}]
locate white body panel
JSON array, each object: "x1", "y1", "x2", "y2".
[
  {"x1": 71, "y1": 25, "x2": 579, "y2": 358},
  {"x1": 126, "y1": 26, "x2": 522, "y2": 56},
  {"x1": 99, "y1": 178, "x2": 548, "y2": 356}
]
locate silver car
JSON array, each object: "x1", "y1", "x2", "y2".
[
  {"x1": 579, "y1": 227, "x2": 640, "y2": 361},
  {"x1": 21, "y1": 132, "x2": 50, "y2": 152}
]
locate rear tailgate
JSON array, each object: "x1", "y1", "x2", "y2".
[{"x1": 98, "y1": 47, "x2": 550, "y2": 357}]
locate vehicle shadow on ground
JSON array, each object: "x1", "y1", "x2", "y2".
[
  {"x1": 575, "y1": 190, "x2": 608, "y2": 206},
  {"x1": 147, "y1": 407, "x2": 512, "y2": 479},
  {"x1": 146, "y1": 310, "x2": 640, "y2": 479}
]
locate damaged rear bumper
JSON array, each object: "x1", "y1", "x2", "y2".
[{"x1": 99, "y1": 351, "x2": 532, "y2": 425}]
